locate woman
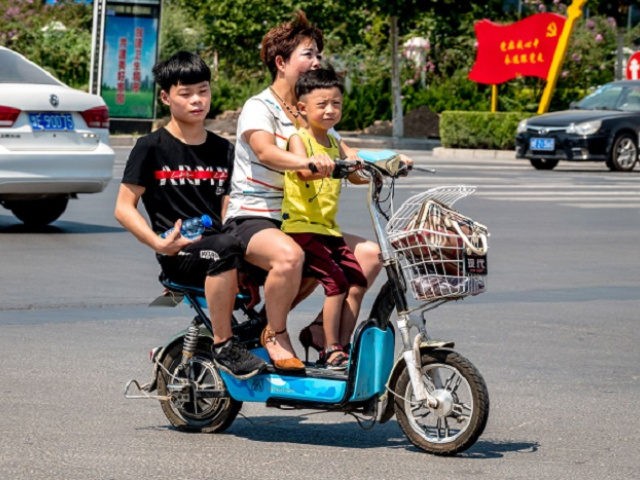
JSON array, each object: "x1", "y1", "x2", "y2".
[{"x1": 224, "y1": 11, "x2": 382, "y2": 370}]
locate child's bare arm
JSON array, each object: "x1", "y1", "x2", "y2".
[{"x1": 288, "y1": 134, "x2": 330, "y2": 181}]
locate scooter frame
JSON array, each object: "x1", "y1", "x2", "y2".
[{"x1": 125, "y1": 153, "x2": 489, "y2": 454}]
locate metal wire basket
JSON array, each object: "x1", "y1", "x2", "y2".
[{"x1": 386, "y1": 186, "x2": 489, "y2": 302}]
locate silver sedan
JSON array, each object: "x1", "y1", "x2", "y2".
[{"x1": 0, "y1": 46, "x2": 114, "y2": 226}]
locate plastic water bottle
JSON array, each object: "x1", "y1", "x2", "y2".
[{"x1": 160, "y1": 214, "x2": 213, "y2": 240}]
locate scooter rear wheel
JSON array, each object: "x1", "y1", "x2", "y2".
[
  {"x1": 157, "y1": 342, "x2": 241, "y2": 433},
  {"x1": 393, "y1": 349, "x2": 489, "y2": 455}
]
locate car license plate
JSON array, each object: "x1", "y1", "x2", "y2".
[
  {"x1": 28, "y1": 112, "x2": 74, "y2": 131},
  {"x1": 530, "y1": 137, "x2": 555, "y2": 151}
]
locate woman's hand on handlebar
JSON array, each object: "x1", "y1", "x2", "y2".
[
  {"x1": 398, "y1": 154, "x2": 413, "y2": 176},
  {"x1": 306, "y1": 152, "x2": 334, "y2": 178}
]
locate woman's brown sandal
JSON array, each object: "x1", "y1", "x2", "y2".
[
  {"x1": 318, "y1": 344, "x2": 349, "y2": 370},
  {"x1": 260, "y1": 326, "x2": 305, "y2": 371}
]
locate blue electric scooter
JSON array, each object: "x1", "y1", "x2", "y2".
[{"x1": 125, "y1": 151, "x2": 490, "y2": 455}]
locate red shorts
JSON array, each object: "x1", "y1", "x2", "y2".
[{"x1": 289, "y1": 233, "x2": 368, "y2": 296}]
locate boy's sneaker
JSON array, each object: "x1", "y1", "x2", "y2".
[{"x1": 212, "y1": 338, "x2": 266, "y2": 379}]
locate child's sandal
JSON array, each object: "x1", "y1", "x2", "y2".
[{"x1": 319, "y1": 344, "x2": 349, "y2": 370}]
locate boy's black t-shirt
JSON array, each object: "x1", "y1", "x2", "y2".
[{"x1": 122, "y1": 128, "x2": 234, "y2": 233}]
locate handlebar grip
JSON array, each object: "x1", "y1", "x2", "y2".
[
  {"x1": 308, "y1": 160, "x2": 359, "y2": 178},
  {"x1": 332, "y1": 159, "x2": 360, "y2": 179}
]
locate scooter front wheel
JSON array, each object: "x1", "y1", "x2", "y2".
[
  {"x1": 157, "y1": 342, "x2": 241, "y2": 433},
  {"x1": 393, "y1": 349, "x2": 489, "y2": 455}
]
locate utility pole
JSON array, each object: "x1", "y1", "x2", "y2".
[{"x1": 390, "y1": 16, "x2": 403, "y2": 139}]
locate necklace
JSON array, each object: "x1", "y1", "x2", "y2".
[{"x1": 269, "y1": 87, "x2": 300, "y2": 119}]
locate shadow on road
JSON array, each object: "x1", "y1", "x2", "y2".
[
  {"x1": 0, "y1": 215, "x2": 124, "y2": 234},
  {"x1": 142, "y1": 414, "x2": 540, "y2": 458}
]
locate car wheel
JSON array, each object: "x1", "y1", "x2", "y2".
[
  {"x1": 606, "y1": 134, "x2": 638, "y2": 172},
  {"x1": 530, "y1": 158, "x2": 559, "y2": 170},
  {"x1": 8, "y1": 196, "x2": 69, "y2": 226}
]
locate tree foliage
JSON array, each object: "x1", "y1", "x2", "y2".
[
  {"x1": 1, "y1": 0, "x2": 640, "y2": 128},
  {"x1": 0, "y1": 0, "x2": 92, "y2": 89}
]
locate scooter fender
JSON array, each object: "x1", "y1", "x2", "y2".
[{"x1": 377, "y1": 340, "x2": 455, "y2": 424}]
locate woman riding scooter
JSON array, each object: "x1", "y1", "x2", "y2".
[{"x1": 223, "y1": 11, "x2": 384, "y2": 370}]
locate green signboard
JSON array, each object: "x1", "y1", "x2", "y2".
[{"x1": 101, "y1": 0, "x2": 160, "y2": 119}]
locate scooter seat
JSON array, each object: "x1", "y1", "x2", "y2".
[
  {"x1": 159, "y1": 275, "x2": 205, "y2": 296},
  {"x1": 158, "y1": 274, "x2": 251, "y2": 308}
]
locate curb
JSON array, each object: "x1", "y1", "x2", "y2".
[
  {"x1": 109, "y1": 134, "x2": 515, "y2": 159},
  {"x1": 110, "y1": 135, "x2": 141, "y2": 147},
  {"x1": 432, "y1": 146, "x2": 516, "y2": 159},
  {"x1": 109, "y1": 133, "x2": 441, "y2": 151},
  {"x1": 339, "y1": 135, "x2": 440, "y2": 151}
]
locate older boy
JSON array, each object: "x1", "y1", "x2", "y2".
[{"x1": 114, "y1": 51, "x2": 266, "y2": 379}]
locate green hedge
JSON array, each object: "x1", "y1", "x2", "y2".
[{"x1": 439, "y1": 111, "x2": 531, "y2": 150}]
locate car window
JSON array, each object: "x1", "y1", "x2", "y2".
[
  {"x1": 576, "y1": 84, "x2": 623, "y2": 110},
  {"x1": 619, "y1": 87, "x2": 640, "y2": 112},
  {"x1": 0, "y1": 48, "x2": 64, "y2": 86}
]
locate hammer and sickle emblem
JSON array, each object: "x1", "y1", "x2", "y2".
[{"x1": 546, "y1": 22, "x2": 558, "y2": 38}]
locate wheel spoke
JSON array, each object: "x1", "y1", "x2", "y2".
[
  {"x1": 428, "y1": 368, "x2": 443, "y2": 389},
  {"x1": 437, "y1": 415, "x2": 453, "y2": 438},
  {"x1": 421, "y1": 370, "x2": 437, "y2": 391},
  {"x1": 443, "y1": 370, "x2": 460, "y2": 393},
  {"x1": 449, "y1": 374, "x2": 463, "y2": 396},
  {"x1": 194, "y1": 366, "x2": 208, "y2": 384},
  {"x1": 451, "y1": 402, "x2": 471, "y2": 421},
  {"x1": 411, "y1": 406, "x2": 431, "y2": 419}
]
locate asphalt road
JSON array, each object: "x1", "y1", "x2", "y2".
[{"x1": 0, "y1": 148, "x2": 639, "y2": 479}]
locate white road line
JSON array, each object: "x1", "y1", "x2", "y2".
[
  {"x1": 477, "y1": 191, "x2": 639, "y2": 196},
  {"x1": 564, "y1": 203, "x2": 640, "y2": 208}
]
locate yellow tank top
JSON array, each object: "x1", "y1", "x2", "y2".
[{"x1": 281, "y1": 129, "x2": 342, "y2": 237}]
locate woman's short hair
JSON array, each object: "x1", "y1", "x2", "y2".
[{"x1": 260, "y1": 11, "x2": 324, "y2": 81}]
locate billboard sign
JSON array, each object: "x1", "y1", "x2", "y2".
[{"x1": 101, "y1": 0, "x2": 160, "y2": 119}]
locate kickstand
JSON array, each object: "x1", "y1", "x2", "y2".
[{"x1": 124, "y1": 379, "x2": 170, "y2": 401}]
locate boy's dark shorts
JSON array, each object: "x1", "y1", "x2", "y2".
[
  {"x1": 289, "y1": 233, "x2": 367, "y2": 296},
  {"x1": 156, "y1": 232, "x2": 242, "y2": 288}
]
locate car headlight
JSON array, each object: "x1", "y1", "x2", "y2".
[
  {"x1": 516, "y1": 119, "x2": 528, "y2": 134},
  {"x1": 566, "y1": 120, "x2": 602, "y2": 135}
]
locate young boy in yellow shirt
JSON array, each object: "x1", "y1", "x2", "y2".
[{"x1": 282, "y1": 67, "x2": 368, "y2": 369}]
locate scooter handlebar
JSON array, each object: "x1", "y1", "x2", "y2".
[{"x1": 307, "y1": 153, "x2": 415, "y2": 179}]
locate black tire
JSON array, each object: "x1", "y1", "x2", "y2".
[
  {"x1": 156, "y1": 342, "x2": 241, "y2": 433},
  {"x1": 9, "y1": 196, "x2": 68, "y2": 226},
  {"x1": 606, "y1": 133, "x2": 638, "y2": 172},
  {"x1": 530, "y1": 158, "x2": 559, "y2": 170},
  {"x1": 393, "y1": 349, "x2": 489, "y2": 456}
]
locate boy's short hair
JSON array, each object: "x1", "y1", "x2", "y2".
[
  {"x1": 295, "y1": 67, "x2": 344, "y2": 100},
  {"x1": 152, "y1": 51, "x2": 211, "y2": 92}
]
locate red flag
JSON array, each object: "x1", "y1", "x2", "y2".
[{"x1": 469, "y1": 13, "x2": 566, "y2": 85}]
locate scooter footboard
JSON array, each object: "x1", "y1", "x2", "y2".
[
  {"x1": 217, "y1": 325, "x2": 395, "y2": 405},
  {"x1": 220, "y1": 345, "x2": 348, "y2": 403}
]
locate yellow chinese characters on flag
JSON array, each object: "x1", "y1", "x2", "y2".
[{"x1": 469, "y1": 13, "x2": 566, "y2": 85}]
